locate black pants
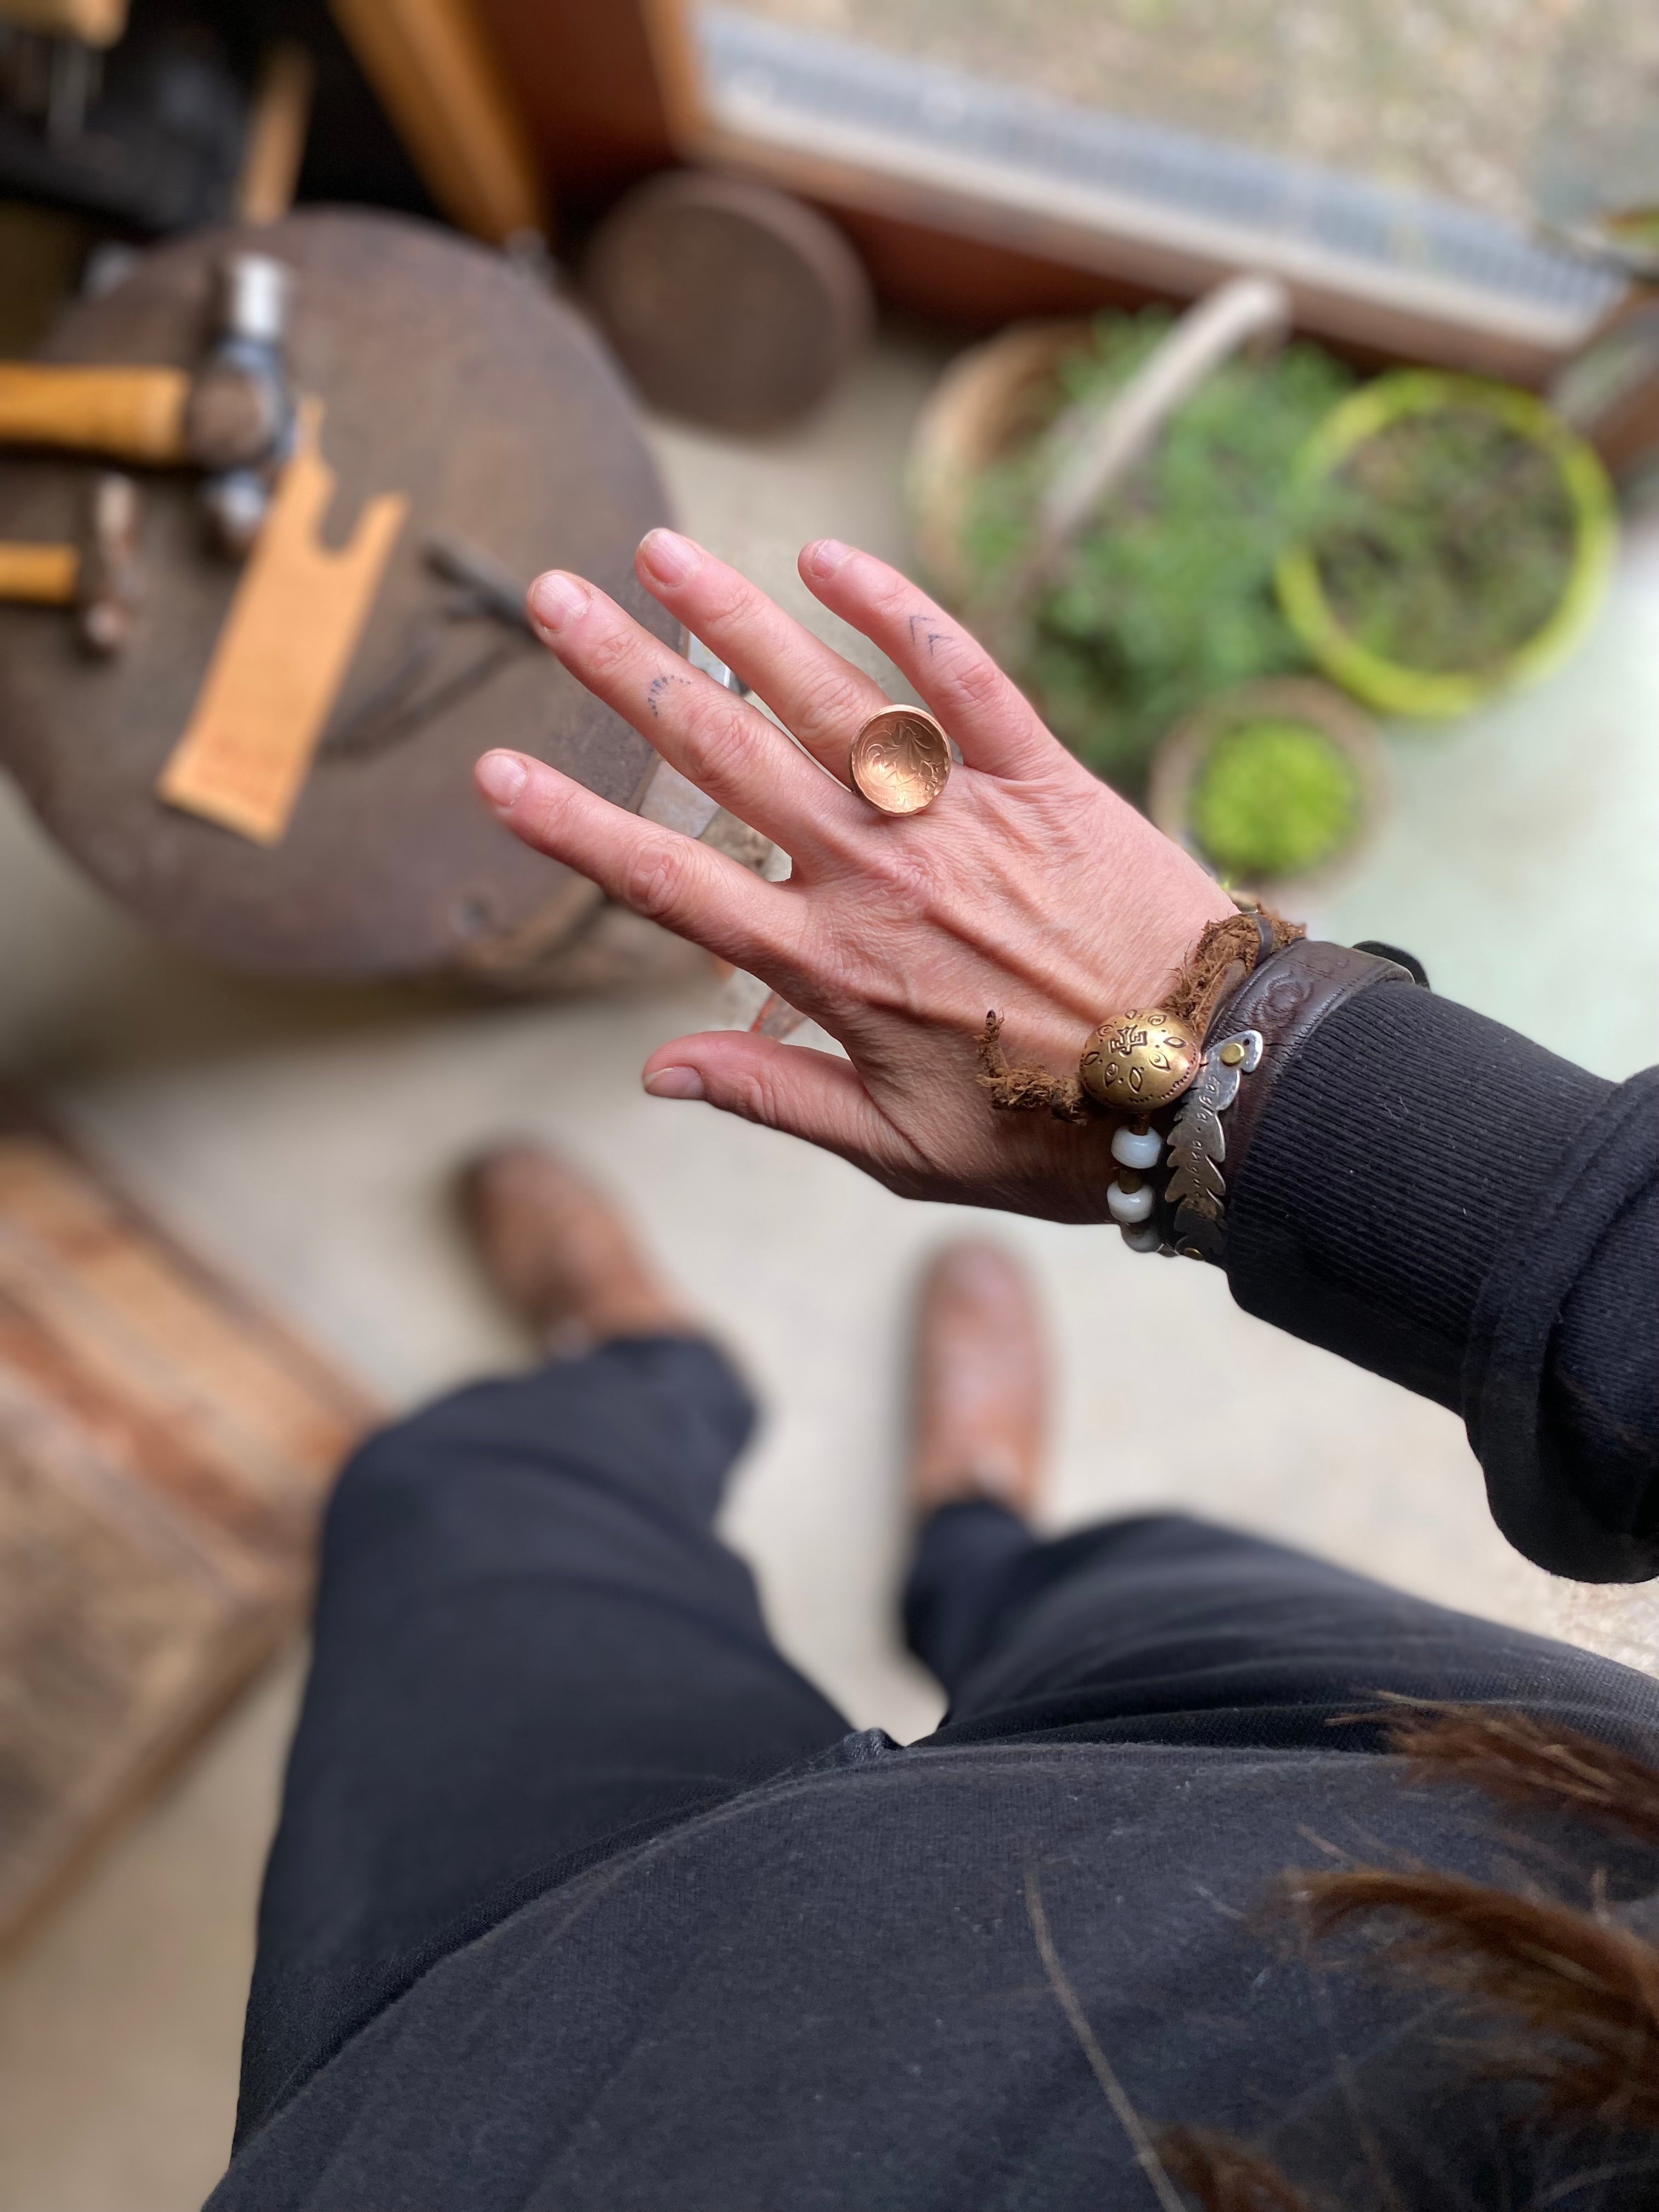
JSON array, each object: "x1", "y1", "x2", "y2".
[{"x1": 238, "y1": 1337, "x2": 1654, "y2": 2145}]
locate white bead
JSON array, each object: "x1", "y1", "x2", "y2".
[
  {"x1": 1120, "y1": 1220, "x2": 1163, "y2": 1254},
  {"x1": 1107, "y1": 1179, "x2": 1154, "y2": 1225},
  {"x1": 1111, "y1": 1125, "x2": 1163, "y2": 1170}
]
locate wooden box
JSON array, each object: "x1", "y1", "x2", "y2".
[{"x1": 0, "y1": 1103, "x2": 376, "y2": 1942}]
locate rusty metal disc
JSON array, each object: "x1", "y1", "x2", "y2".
[
  {"x1": 582, "y1": 171, "x2": 873, "y2": 433},
  {"x1": 0, "y1": 208, "x2": 676, "y2": 980}
]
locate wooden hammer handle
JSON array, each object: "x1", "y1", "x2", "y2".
[
  {"x1": 0, "y1": 365, "x2": 191, "y2": 464},
  {"x1": 1, "y1": 0, "x2": 129, "y2": 44},
  {"x1": 0, "y1": 543, "x2": 78, "y2": 604}
]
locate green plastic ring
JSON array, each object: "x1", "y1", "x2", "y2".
[{"x1": 1276, "y1": 371, "x2": 1618, "y2": 720}]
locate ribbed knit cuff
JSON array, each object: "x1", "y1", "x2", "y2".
[{"x1": 1224, "y1": 983, "x2": 1612, "y2": 1412}]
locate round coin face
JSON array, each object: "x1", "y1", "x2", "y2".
[
  {"x1": 848, "y1": 707, "x2": 952, "y2": 815},
  {"x1": 1079, "y1": 1008, "x2": 1199, "y2": 1111}
]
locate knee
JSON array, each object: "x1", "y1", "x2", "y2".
[{"x1": 321, "y1": 1386, "x2": 502, "y2": 1553}]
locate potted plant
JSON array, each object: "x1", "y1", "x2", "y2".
[
  {"x1": 1276, "y1": 371, "x2": 1617, "y2": 719},
  {"x1": 909, "y1": 293, "x2": 1355, "y2": 796},
  {"x1": 1147, "y1": 677, "x2": 1386, "y2": 903}
]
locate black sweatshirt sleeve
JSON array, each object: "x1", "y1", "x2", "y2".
[{"x1": 1224, "y1": 980, "x2": 1659, "y2": 1582}]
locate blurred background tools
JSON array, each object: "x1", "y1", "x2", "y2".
[
  {"x1": 318, "y1": 531, "x2": 541, "y2": 764},
  {"x1": 0, "y1": 248, "x2": 293, "y2": 550},
  {"x1": 0, "y1": 207, "x2": 681, "y2": 983},
  {"x1": 0, "y1": 0, "x2": 243, "y2": 234},
  {"x1": 0, "y1": 465, "x2": 137, "y2": 648}
]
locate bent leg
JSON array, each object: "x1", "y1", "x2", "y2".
[
  {"x1": 240, "y1": 1336, "x2": 848, "y2": 2142},
  {"x1": 907, "y1": 1504, "x2": 1659, "y2": 1752}
]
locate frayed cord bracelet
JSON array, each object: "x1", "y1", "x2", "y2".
[{"x1": 977, "y1": 904, "x2": 1304, "y2": 1259}]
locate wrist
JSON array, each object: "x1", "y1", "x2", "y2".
[
  {"x1": 1190, "y1": 939, "x2": 1424, "y2": 1246},
  {"x1": 1108, "y1": 846, "x2": 1239, "y2": 1015},
  {"x1": 978, "y1": 892, "x2": 1423, "y2": 1257},
  {"x1": 980, "y1": 903, "x2": 1310, "y2": 1240},
  {"x1": 1095, "y1": 935, "x2": 1421, "y2": 1261}
]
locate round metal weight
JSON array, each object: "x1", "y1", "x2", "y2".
[
  {"x1": 1079, "y1": 1008, "x2": 1200, "y2": 1113},
  {"x1": 848, "y1": 706, "x2": 951, "y2": 815},
  {"x1": 582, "y1": 171, "x2": 873, "y2": 434},
  {"x1": 0, "y1": 208, "x2": 678, "y2": 980}
]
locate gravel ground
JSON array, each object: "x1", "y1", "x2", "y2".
[{"x1": 725, "y1": 0, "x2": 1659, "y2": 227}]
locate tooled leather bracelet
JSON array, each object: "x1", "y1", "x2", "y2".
[{"x1": 979, "y1": 910, "x2": 1423, "y2": 1262}]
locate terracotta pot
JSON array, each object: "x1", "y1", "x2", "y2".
[
  {"x1": 904, "y1": 319, "x2": 1090, "y2": 602},
  {"x1": 907, "y1": 280, "x2": 1292, "y2": 608}
]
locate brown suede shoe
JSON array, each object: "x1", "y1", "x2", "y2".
[
  {"x1": 460, "y1": 1144, "x2": 695, "y2": 1355},
  {"x1": 910, "y1": 1240, "x2": 1048, "y2": 1522}
]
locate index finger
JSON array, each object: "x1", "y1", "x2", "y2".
[
  {"x1": 476, "y1": 748, "x2": 808, "y2": 988},
  {"x1": 525, "y1": 567, "x2": 865, "y2": 861},
  {"x1": 635, "y1": 529, "x2": 891, "y2": 776},
  {"x1": 798, "y1": 541, "x2": 1063, "y2": 781}
]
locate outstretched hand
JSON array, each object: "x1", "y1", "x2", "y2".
[{"x1": 475, "y1": 531, "x2": 1234, "y2": 1223}]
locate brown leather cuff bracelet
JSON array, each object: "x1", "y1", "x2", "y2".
[
  {"x1": 1164, "y1": 939, "x2": 1422, "y2": 1264},
  {"x1": 979, "y1": 914, "x2": 1424, "y2": 1263}
]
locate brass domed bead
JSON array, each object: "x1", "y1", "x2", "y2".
[{"x1": 1078, "y1": 1007, "x2": 1200, "y2": 1113}]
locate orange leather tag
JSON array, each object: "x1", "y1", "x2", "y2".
[{"x1": 157, "y1": 398, "x2": 407, "y2": 845}]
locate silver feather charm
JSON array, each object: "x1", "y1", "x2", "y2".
[{"x1": 1165, "y1": 1030, "x2": 1262, "y2": 1260}]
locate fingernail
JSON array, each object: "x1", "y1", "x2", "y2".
[
  {"x1": 527, "y1": 571, "x2": 590, "y2": 632},
  {"x1": 476, "y1": 750, "x2": 528, "y2": 809},
  {"x1": 803, "y1": 538, "x2": 853, "y2": 579},
  {"x1": 637, "y1": 528, "x2": 702, "y2": 586},
  {"x1": 644, "y1": 1066, "x2": 706, "y2": 1101}
]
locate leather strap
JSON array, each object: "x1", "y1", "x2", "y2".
[{"x1": 1205, "y1": 940, "x2": 1420, "y2": 1208}]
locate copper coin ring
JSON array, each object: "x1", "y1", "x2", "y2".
[{"x1": 848, "y1": 706, "x2": 952, "y2": 815}]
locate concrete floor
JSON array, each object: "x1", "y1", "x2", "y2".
[{"x1": 0, "y1": 326, "x2": 1655, "y2": 2212}]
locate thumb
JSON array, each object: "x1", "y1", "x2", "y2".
[{"x1": 642, "y1": 1031, "x2": 915, "y2": 1180}]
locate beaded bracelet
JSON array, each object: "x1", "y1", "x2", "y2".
[{"x1": 1104, "y1": 1021, "x2": 1264, "y2": 1260}]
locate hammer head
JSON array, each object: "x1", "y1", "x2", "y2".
[
  {"x1": 200, "y1": 464, "x2": 278, "y2": 558},
  {"x1": 183, "y1": 253, "x2": 295, "y2": 480},
  {"x1": 75, "y1": 471, "x2": 142, "y2": 656}
]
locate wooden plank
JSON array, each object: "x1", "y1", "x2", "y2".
[
  {"x1": 638, "y1": 0, "x2": 709, "y2": 153},
  {"x1": 0, "y1": 1105, "x2": 377, "y2": 1945},
  {"x1": 235, "y1": 42, "x2": 316, "y2": 229},
  {"x1": 472, "y1": 0, "x2": 681, "y2": 195},
  {"x1": 330, "y1": 0, "x2": 548, "y2": 242}
]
